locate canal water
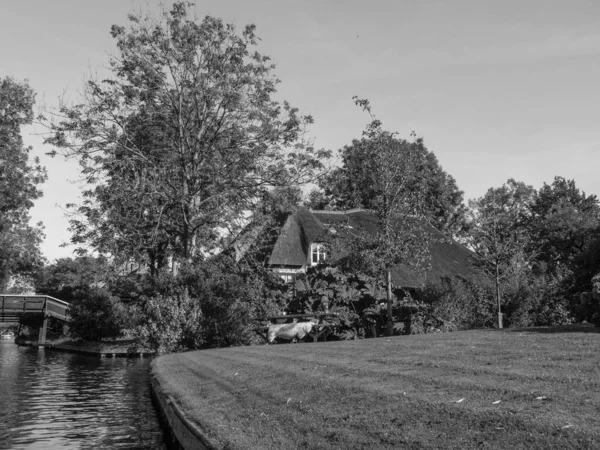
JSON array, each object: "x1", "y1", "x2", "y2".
[{"x1": 0, "y1": 340, "x2": 167, "y2": 449}]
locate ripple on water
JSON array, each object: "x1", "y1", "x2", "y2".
[{"x1": 0, "y1": 341, "x2": 167, "y2": 449}]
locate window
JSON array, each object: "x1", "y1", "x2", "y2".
[
  {"x1": 271, "y1": 267, "x2": 301, "y2": 284},
  {"x1": 280, "y1": 273, "x2": 295, "y2": 284},
  {"x1": 310, "y1": 243, "x2": 326, "y2": 265}
]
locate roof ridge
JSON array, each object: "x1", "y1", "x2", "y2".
[{"x1": 309, "y1": 208, "x2": 368, "y2": 215}]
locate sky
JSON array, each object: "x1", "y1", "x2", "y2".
[{"x1": 2, "y1": 0, "x2": 600, "y2": 262}]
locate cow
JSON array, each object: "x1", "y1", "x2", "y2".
[{"x1": 267, "y1": 320, "x2": 316, "y2": 344}]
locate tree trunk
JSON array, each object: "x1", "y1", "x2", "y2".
[
  {"x1": 387, "y1": 268, "x2": 393, "y2": 336},
  {"x1": 496, "y1": 262, "x2": 502, "y2": 329}
]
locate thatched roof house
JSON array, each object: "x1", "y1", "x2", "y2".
[{"x1": 267, "y1": 208, "x2": 478, "y2": 288}]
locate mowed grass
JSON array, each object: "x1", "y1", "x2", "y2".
[{"x1": 152, "y1": 325, "x2": 600, "y2": 449}]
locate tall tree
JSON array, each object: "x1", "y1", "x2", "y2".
[
  {"x1": 528, "y1": 176, "x2": 599, "y2": 275},
  {"x1": 466, "y1": 179, "x2": 536, "y2": 328},
  {"x1": 0, "y1": 76, "x2": 47, "y2": 290},
  {"x1": 334, "y1": 98, "x2": 432, "y2": 336},
  {"x1": 45, "y1": 2, "x2": 328, "y2": 273},
  {"x1": 524, "y1": 176, "x2": 600, "y2": 307}
]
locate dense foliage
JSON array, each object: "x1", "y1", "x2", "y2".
[
  {"x1": 33, "y1": 256, "x2": 109, "y2": 303},
  {"x1": 132, "y1": 255, "x2": 287, "y2": 352},
  {"x1": 317, "y1": 99, "x2": 432, "y2": 336},
  {"x1": 20, "y1": 3, "x2": 600, "y2": 350},
  {"x1": 67, "y1": 288, "x2": 129, "y2": 341},
  {"x1": 290, "y1": 264, "x2": 384, "y2": 339},
  {"x1": 45, "y1": 2, "x2": 327, "y2": 276},
  {"x1": 312, "y1": 126, "x2": 466, "y2": 236},
  {"x1": 0, "y1": 77, "x2": 46, "y2": 291},
  {"x1": 466, "y1": 179, "x2": 537, "y2": 327},
  {"x1": 462, "y1": 176, "x2": 600, "y2": 328}
]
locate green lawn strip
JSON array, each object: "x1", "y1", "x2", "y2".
[
  {"x1": 203, "y1": 346, "x2": 599, "y2": 445},
  {"x1": 152, "y1": 329, "x2": 600, "y2": 449}
]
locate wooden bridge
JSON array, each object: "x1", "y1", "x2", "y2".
[{"x1": 0, "y1": 295, "x2": 69, "y2": 346}]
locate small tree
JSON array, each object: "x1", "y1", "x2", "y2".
[
  {"x1": 466, "y1": 179, "x2": 537, "y2": 328},
  {"x1": 333, "y1": 98, "x2": 432, "y2": 336}
]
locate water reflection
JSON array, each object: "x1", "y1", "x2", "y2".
[{"x1": 0, "y1": 341, "x2": 166, "y2": 449}]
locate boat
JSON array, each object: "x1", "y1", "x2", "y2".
[{"x1": 0, "y1": 330, "x2": 15, "y2": 340}]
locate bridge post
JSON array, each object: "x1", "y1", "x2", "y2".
[{"x1": 38, "y1": 314, "x2": 48, "y2": 347}]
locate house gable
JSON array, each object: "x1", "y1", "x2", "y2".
[
  {"x1": 267, "y1": 208, "x2": 478, "y2": 288},
  {"x1": 268, "y1": 207, "x2": 325, "y2": 267}
]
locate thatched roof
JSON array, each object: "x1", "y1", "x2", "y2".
[
  {"x1": 390, "y1": 224, "x2": 478, "y2": 288},
  {"x1": 269, "y1": 208, "x2": 479, "y2": 288},
  {"x1": 268, "y1": 207, "x2": 325, "y2": 266}
]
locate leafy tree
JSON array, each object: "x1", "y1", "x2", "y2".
[
  {"x1": 0, "y1": 76, "x2": 47, "y2": 290},
  {"x1": 332, "y1": 98, "x2": 432, "y2": 336},
  {"x1": 528, "y1": 177, "x2": 600, "y2": 281},
  {"x1": 34, "y1": 256, "x2": 109, "y2": 302},
  {"x1": 45, "y1": 2, "x2": 328, "y2": 274},
  {"x1": 67, "y1": 288, "x2": 129, "y2": 341},
  {"x1": 466, "y1": 179, "x2": 537, "y2": 328},
  {"x1": 316, "y1": 121, "x2": 466, "y2": 236},
  {"x1": 305, "y1": 188, "x2": 330, "y2": 210}
]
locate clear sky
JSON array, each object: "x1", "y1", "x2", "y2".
[{"x1": 2, "y1": 0, "x2": 600, "y2": 261}]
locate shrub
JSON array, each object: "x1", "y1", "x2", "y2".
[
  {"x1": 579, "y1": 273, "x2": 600, "y2": 327},
  {"x1": 67, "y1": 288, "x2": 129, "y2": 341},
  {"x1": 134, "y1": 255, "x2": 286, "y2": 352},
  {"x1": 417, "y1": 276, "x2": 496, "y2": 331},
  {"x1": 292, "y1": 264, "x2": 384, "y2": 339},
  {"x1": 502, "y1": 273, "x2": 574, "y2": 327},
  {"x1": 132, "y1": 292, "x2": 203, "y2": 353}
]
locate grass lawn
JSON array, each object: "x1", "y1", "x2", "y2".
[{"x1": 152, "y1": 325, "x2": 600, "y2": 449}]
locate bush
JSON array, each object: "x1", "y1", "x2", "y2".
[
  {"x1": 67, "y1": 288, "x2": 129, "y2": 341},
  {"x1": 502, "y1": 273, "x2": 574, "y2": 327},
  {"x1": 579, "y1": 273, "x2": 600, "y2": 327},
  {"x1": 134, "y1": 255, "x2": 287, "y2": 352},
  {"x1": 418, "y1": 271, "x2": 576, "y2": 331},
  {"x1": 292, "y1": 264, "x2": 384, "y2": 339},
  {"x1": 132, "y1": 292, "x2": 203, "y2": 353},
  {"x1": 418, "y1": 276, "x2": 496, "y2": 331}
]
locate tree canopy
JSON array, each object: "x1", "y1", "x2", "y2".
[
  {"x1": 466, "y1": 179, "x2": 537, "y2": 327},
  {"x1": 528, "y1": 176, "x2": 599, "y2": 275},
  {"x1": 0, "y1": 76, "x2": 47, "y2": 290},
  {"x1": 45, "y1": 2, "x2": 328, "y2": 274},
  {"x1": 312, "y1": 119, "x2": 466, "y2": 236},
  {"x1": 329, "y1": 98, "x2": 432, "y2": 335}
]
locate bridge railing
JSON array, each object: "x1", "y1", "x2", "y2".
[
  {"x1": 0, "y1": 295, "x2": 70, "y2": 322},
  {"x1": 45, "y1": 296, "x2": 69, "y2": 321},
  {"x1": 1, "y1": 295, "x2": 70, "y2": 345}
]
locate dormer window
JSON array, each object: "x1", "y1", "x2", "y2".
[{"x1": 310, "y1": 243, "x2": 326, "y2": 265}]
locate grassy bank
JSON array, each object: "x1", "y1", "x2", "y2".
[{"x1": 152, "y1": 325, "x2": 600, "y2": 449}]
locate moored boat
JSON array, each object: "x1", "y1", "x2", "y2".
[{"x1": 0, "y1": 330, "x2": 15, "y2": 340}]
